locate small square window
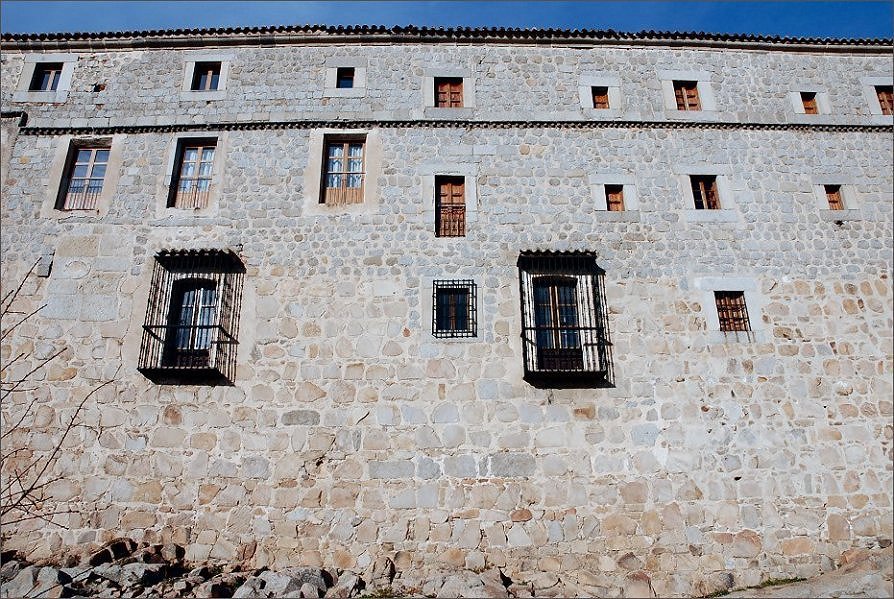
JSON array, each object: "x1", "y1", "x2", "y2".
[
  {"x1": 435, "y1": 77, "x2": 464, "y2": 108},
  {"x1": 336, "y1": 67, "x2": 355, "y2": 89},
  {"x1": 714, "y1": 291, "x2": 751, "y2": 332},
  {"x1": 321, "y1": 136, "x2": 366, "y2": 205},
  {"x1": 191, "y1": 62, "x2": 221, "y2": 91},
  {"x1": 690, "y1": 175, "x2": 720, "y2": 210},
  {"x1": 29, "y1": 62, "x2": 64, "y2": 91},
  {"x1": 673, "y1": 81, "x2": 700, "y2": 111},
  {"x1": 876, "y1": 85, "x2": 893, "y2": 116},
  {"x1": 824, "y1": 184, "x2": 844, "y2": 210},
  {"x1": 801, "y1": 92, "x2": 819, "y2": 114},
  {"x1": 433, "y1": 280, "x2": 477, "y2": 338},
  {"x1": 169, "y1": 138, "x2": 217, "y2": 209},
  {"x1": 56, "y1": 145, "x2": 110, "y2": 210},
  {"x1": 435, "y1": 176, "x2": 466, "y2": 237},
  {"x1": 591, "y1": 86, "x2": 610, "y2": 109},
  {"x1": 605, "y1": 185, "x2": 625, "y2": 211}
]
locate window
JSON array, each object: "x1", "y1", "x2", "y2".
[
  {"x1": 801, "y1": 92, "x2": 818, "y2": 114},
  {"x1": 168, "y1": 138, "x2": 216, "y2": 209},
  {"x1": 435, "y1": 77, "x2": 464, "y2": 108},
  {"x1": 432, "y1": 280, "x2": 477, "y2": 338},
  {"x1": 435, "y1": 176, "x2": 466, "y2": 237},
  {"x1": 673, "y1": 81, "x2": 701, "y2": 111},
  {"x1": 690, "y1": 175, "x2": 720, "y2": 210},
  {"x1": 824, "y1": 184, "x2": 844, "y2": 210},
  {"x1": 56, "y1": 146, "x2": 109, "y2": 210},
  {"x1": 321, "y1": 137, "x2": 365, "y2": 205},
  {"x1": 714, "y1": 291, "x2": 751, "y2": 333},
  {"x1": 191, "y1": 61, "x2": 221, "y2": 91},
  {"x1": 876, "y1": 86, "x2": 894, "y2": 115},
  {"x1": 605, "y1": 185, "x2": 625, "y2": 211},
  {"x1": 591, "y1": 86, "x2": 610, "y2": 109},
  {"x1": 518, "y1": 252, "x2": 612, "y2": 387},
  {"x1": 336, "y1": 67, "x2": 355, "y2": 89},
  {"x1": 138, "y1": 249, "x2": 245, "y2": 385},
  {"x1": 29, "y1": 62, "x2": 63, "y2": 91}
]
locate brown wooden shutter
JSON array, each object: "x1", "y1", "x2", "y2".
[
  {"x1": 592, "y1": 87, "x2": 610, "y2": 109},
  {"x1": 715, "y1": 291, "x2": 750, "y2": 332},
  {"x1": 824, "y1": 185, "x2": 844, "y2": 210},
  {"x1": 605, "y1": 185, "x2": 624, "y2": 211},
  {"x1": 801, "y1": 92, "x2": 818, "y2": 114},
  {"x1": 877, "y1": 86, "x2": 893, "y2": 115},
  {"x1": 674, "y1": 81, "x2": 700, "y2": 111},
  {"x1": 436, "y1": 176, "x2": 466, "y2": 236},
  {"x1": 435, "y1": 78, "x2": 463, "y2": 108}
]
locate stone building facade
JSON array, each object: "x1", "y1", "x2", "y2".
[{"x1": 0, "y1": 25, "x2": 892, "y2": 596}]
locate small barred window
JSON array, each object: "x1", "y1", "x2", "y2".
[{"x1": 432, "y1": 280, "x2": 477, "y2": 338}]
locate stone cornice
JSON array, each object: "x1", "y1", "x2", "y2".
[
  {"x1": 15, "y1": 118, "x2": 894, "y2": 136},
  {"x1": 1, "y1": 25, "x2": 891, "y2": 54}
]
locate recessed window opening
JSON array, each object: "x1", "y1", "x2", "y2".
[
  {"x1": 824, "y1": 184, "x2": 844, "y2": 210},
  {"x1": 876, "y1": 85, "x2": 893, "y2": 115},
  {"x1": 191, "y1": 61, "x2": 221, "y2": 91},
  {"x1": 591, "y1": 86, "x2": 610, "y2": 109},
  {"x1": 715, "y1": 291, "x2": 751, "y2": 332},
  {"x1": 336, "y1": 67, "x2": 355, "y2": 89},
  {"x1": 432, "y1": 280, "x2": 477, "y2": 338},
  {"x1": 321, "y1": 137, "x2": 366, "y2": 205},
  {"x1": 691, "y1": 175, "x2": 720, "y2": 210},
  {"x1": 801, "y1": 92, "x2": 819, "y2": 114},
  {"x1": 29, "y1": 62, "x2": 63, "y2": 91},
  {"x1": 605, "y1": 185, "x2": 625, "y2": 211},
  {"x1": 57, "y1": 146, "x2": 109, "y2": 210},
  {"x1": 435, "y1": 77, "x2": 464, "y2": 108},
  {"x1": 169, "y1": 139, "x2": 216, "y2": 209},
  {"x1": 435, "y1": 176, "x2": 466, "y2": 237},
  {"x1": 673, "y1": 80, "x2": 701, "y2": 111}
]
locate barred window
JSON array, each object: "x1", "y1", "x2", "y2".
[
  {"x1": 714, "y1": 291, "x2": 751, "y2": 333},
  {"x1": 605, "y1": 185, "x2": 625, "y2": 211},
  {"x1": 336, "y1": 67, "x2": 355, "y2": 89},
  {"x1": 138, "y1": 249, "x2": 245, "y2": 385},
  {"x1": 673, "y1": 81, "x2": 701, "y2": 111},
  {"x1": 432, "y1": 280, "x2": 477, "y2": 338},
  {"x1": 435, "y1": 77, "x2": 464, "y2": 108},
  {"x1": 56, "y1": 145, "x2": 109, "y2": 210},
  {"x1": 824, "y1": 184, "x2": 844, "y2": 210},
  {"x1": 801, "y1": 92, "x2": 818, "y2": 114},
  {"x1": 321, "y1": 137, "x2": 365, "y2": 205},
  {"x1": 518, "y1": 252, "x2": 612, "y2": 387},
  {"x1": 169, "y1": 138, "x2": 216, "y2": 209},
  {"x1": 591, "y1": 86, "x2": 610, "y2": 109},
  {"x1": 191, "y1": 61, "x2": 221, "y2": 91},
  {"x1": 435, "y1": 176, "x2": 466, "y2": 237},
  {"x1": 29, "y1": 62, "x2": 63, "y2": 91},
  {"x1": 690, "y1": 175, "x2": 720, "y2": 210},
  {"x1": 876, "y1": 86, "x2": 893, "y2": 116}
]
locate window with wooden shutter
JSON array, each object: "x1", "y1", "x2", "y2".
[
  {"x1": 604, "y1": 185, "x2": 625, "y2": 211},
  {"x1": 435, "y1": 77, "x2": 464, "y2": 108},
  {"x1": 321, "y1": 137, "x2": 366, "y2": 205},
  {"x1": 191, "y1": 62, "x2": 222, "y2": 91},
  {"x1": 57, "y1": 145, "x2": 110, "y2": 210},
  {"x1": 876, "y1": 85, "x2": 893, "y2": 115},
  {"x1": 591, "y1": 86, "x2": 610, "y2": 109},
  {"x1": 29, "y1": 62, "x2": 63, "y2": 91},
  {"x1": 435, "y1": 176, "x2": 466, "y2": 237},
  {"x1": 714, "y1": 291, "x2": 751, "y2": 332},
  {"x1": 673, "y1": 81, "x2": 701, "y2": 111},
  {"x1": 690, "y1": 175, "x2": 720, "y2": 210},
  {"x1": 801, "y1": 92, "x2": 818, "y2": 114},
  {"x1": 169, "y1": 138, "x2": 216, "y2": 209},
  {"x1": 824, "y1": 185, "x2": 844, "y2": 210}
]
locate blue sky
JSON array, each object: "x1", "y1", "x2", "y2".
[{"x1": 1, "y1": 1, "x2": 892, "y2": 38}]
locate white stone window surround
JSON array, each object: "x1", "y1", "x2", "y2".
[
  {"x1": 587, "y1": 173, "x2": 641, "y2": 222},
  {"x1": 420, "y1": 164, "x2": 480, "y2": 237},
  {"x1": 302, "y1": 128, "x2": 383, "y2": 216},
  {"x1": 420, "y1": 276, "x2": 481, "y2": 343},
  {"x1": 693, "y1": 276, "x2": 770, "y2": 344},
  {"x1": 154, "y1": 131, "x2": 228, "y2": 219},
  {"x1": 180, "y1": 52, "x2": 234, "y2": 101},
  {"x1": 578, "y1": 75, "x2": 623, "y2": 116},
  {"x1": 40, "y1": 134, "x2": 124, "y2": 219},
  {"x1": 658, "y1": 69, "x2": 718, "y2": 118},
  {"x1": 812, "y1": 178, "x2": 864, "y2": 222},
  {"x1": 860, "y1": 76, "x2": 894, "y2": 119},
  {"x1": 422, "y1": 67, "x2": 476, "y2": 118},
  {"x1": 675, "y1": 165, "x2": 740, "y2": 224},
  {"x1": 788, "y1": 87, "x2": 832, "y2": 117},
  {"x1": 323, "y1": 58, "x2": 368, "y2": 98},
  {"x1": 13, "y1": 53, "x2": 78, "y2": 104}
]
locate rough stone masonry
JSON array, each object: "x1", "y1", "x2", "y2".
[{"x1": 0, "y1": 25, "x2": 892, "y2": 597}]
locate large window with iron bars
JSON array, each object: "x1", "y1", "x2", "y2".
[
  {"x1": 321, "y1": 137, "x2": 365, "y2": 205},
  {"x1": 56, "y1": 144, "x2": 110, "y2": 210},
  {"x1": 138, "y1": 249, "x2": 245, "y2": 385},
  {"x1": 169, "y1": 138, "x2": 216, "y2": 209},
  {"x1": 518, "y1": 251, "x2": 612, "y2": 387}
]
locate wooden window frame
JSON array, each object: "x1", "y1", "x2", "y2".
[
  {"x1": 29, "y1": 62, "x2": 63, "y2": 91},
  {"x1": 320, "y1": 136, "x2": 366, "y2": 206},
  {"x1": 673, "y1": 80, "x2": 701, "y2": 111},
  {"x1": 168, "y1": 138, "x2": 217, "y2": 209},
  {"x1": 824, "y1": 184, "x2": 844, "y2": 210},
  {"x1": 56, "y1": 145, "x2": 110, "y2": 210},
  {"x1": 714, "y1": 291, "x2": 751, "y2": 333},
  {"x1": 191, "y1": 61, "x2": 222, "y2": 91},
  {"x1": 434, "y1": 77, "x2": 464, "y2": 108},
  {"x1": 605, "y1": 185, "x2": 625, "y2": 211},
  {"x1": 876, "y1": 86, "x2": 894, "y2": 116},
  {"x1": 591, "y1": 86, "x2": 610, "y2": 109},
  {"x1": 690, "y1": 175, "x2": 720, "y2": 210},
  {"x1": 435, "y1": 176, "x2": 466, "y2": 237},
  {"x1": 801, "y1": 91, "x2": 819, "y2": 114},
  {"x1": 432, "y1": 280, "x2": 477, "y2": 338},
  {"x1": 336, "y1": 67, "x2": 355, "y2": 89}
]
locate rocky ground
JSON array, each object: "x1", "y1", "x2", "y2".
[{"x1": 0, "y1": 539, "x2": 891, "y2": 598}]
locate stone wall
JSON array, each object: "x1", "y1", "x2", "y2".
[{"x1": 0, "y1": 32, "x2": 892, "y2": 597}]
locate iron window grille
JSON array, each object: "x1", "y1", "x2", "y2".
[
  {"x1": 714, "y1": 291, "x2": 751, "y2": 333},
  {"x1": 691, "y1": 175, "x2": 720, "y2": 210},
  {"x1": 673, "y1": 80, "x2": 701, "y2": 111},
  {"x1": 138, "y1": 249, "x2": 245, "y2": 385},
  {"x1": 336, "y1": 67, "x2": 355, "y2": 89},
  {"x1": 591, "y1": 86, "x2": 610, "y2": 109},
  {"x1": 518, "y1": 251, "x2": 613, "y2": 387},
  {"x1": 321, "y1": 136, "x2": 365, "y2": 205},
  {"x1": 30, "y1": 62, "x2": 63, "y2": 91},
  {"x1": 801, "y1": 92, "x2": 819, "y2": 114},
  {"x1": 56, "y1": 144, "x2": 110, "y2": 210},
  {"x1": 168, "y1": 138, "x2": 216, "y2": 209},
  {"x1": 432, "y1": 280, "x2": 477, "y2": 338},
  {"x1": 191, "y1": 61, "x2": 221, "y2": 91},
  {"x1": 435, "y1": 176, "x2": 466, "y2": 237},
  {"x1": 435, "y1": 77, "x2": 464, "y2": 108},
  {"x1": 877, "y1": 86, "x2": 894, "y2": 115},
  {"x1": 824, "y1": 184, "x2": 844, "y2": 210}
]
